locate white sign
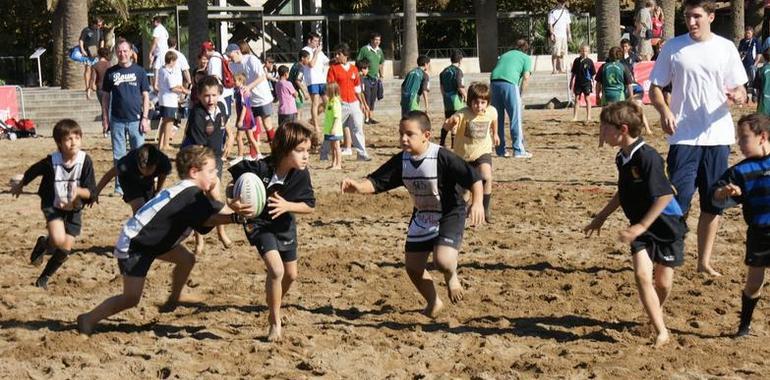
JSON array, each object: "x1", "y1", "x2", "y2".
[{"x1": 30, "y1": 48, "x2": 46, "y2": 59}]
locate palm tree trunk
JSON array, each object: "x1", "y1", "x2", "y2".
[
  {"x1": 731, "y1": 0, "x2": 745, "y2": 44},
  {"x1": 746, "y1": 0, "x2": 764, "y2": 37},
  {"x1": 660, "y1": 0, "x2": 676, "y2": 38},
  {"x1": 596, "y1": 0, "x2": 620, "y2": 61},
  {"x1": 401, "y1": 0, "x2": 418, "y2": 78},
  {"x1": 51, "y1": 1, "x2": 65, "y2": 86},
  {"x1": 188, "y1": 0, "x2": 209, "y2": 66},
  {"x1": 474, "y1": 0, "x2": 498, "y2": 72},
  {"x1": 60, "y1": 0, "x2": 88, "y2": 89}
]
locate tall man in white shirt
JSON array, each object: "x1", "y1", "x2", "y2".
[
  {"x1": 302, "y1": 32, "x2": 330, "y2": 143},
  {"x1": 149, "y1": 16, "x2": 169, "y2": 91},
  {"x1": 548, "y1": 0, "x2": 571, "y2": 74},
  {"x1": 649, "y1": 0, "x2": 747, "y2": 276}
]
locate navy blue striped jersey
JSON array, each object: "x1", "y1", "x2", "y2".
[{"x1": 713, "y1": 155, "x2": 770, "y2": 228}]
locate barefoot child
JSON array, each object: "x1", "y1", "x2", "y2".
[
  {"x1": 182, "y1": 75, "x2": 232, "y2": 253},
  {"x1": 228, "y1": 122, "x2": 315, "y2": 341},
  {"x1": 584, "y1": 101, "x2": 686, "y2": 348},
  {"x1": 323, "y1": 82, "x2": 343, "y2": 169},
  {"x1": 93, "y1": 144, "x2": 172, "y2": 213},
  {"x1": 11, "y1": 119, "x2": 96, "y2": 289},
  {"x1": 230, "y1": 72, "x2": 262, "y2": 165},
  {"x1": 341, "y1": 111, "x2": 484, "y2": 317},
  {"x1": 711, "y1": 113, "x2": 770, "y2": 336},
  {"x1": 442, "y1": 82, "x2": 499, "y2": 222},
  {"x1": 275, "y1": 65, "x2": 299, "y2": 127},
  {"x1": 570, "y1": 44, "x2": 596, "y2": 123},
  {"x1": 77, "y1": 145, "x2": 252, "y2": 334}
]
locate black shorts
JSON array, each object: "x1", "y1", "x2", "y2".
[
  {"x1": 278, "y1": 113, "x2": 297, "y2": 127},
  {"x1": 405, "y1": 210, "x2": 465, "y2": 253},
  {"x1": 630, "y1": 233, "x2": 684, "y2": 268},
  {"x1": 120, "y1": 181, "x2": 153, "y2": 204},
  {"x1": 469, "y1": 153, "x2": 492, "y2": 168},
  {"x1": 573, "y1": 83, "x2": 592, "y2": 96},
  {"x1": 118, "y1": 253, "x2": 156, "y2": 278},
  {"x1": 42, "y1": 207, "x2": 82, "y2": 236},
  {"x1": 362, "y1": 77, "x2": 379, "y2": 110},
  {"x1": 248, "y1": 232, "x2": 297, "y2": 262},
  {"x1": 746, "y1": 228, "x2": 770, "y2": 267}
]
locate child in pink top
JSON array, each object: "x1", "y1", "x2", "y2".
[{"x1": 275, "y1": 65, "x2": 298, "y2": 127}]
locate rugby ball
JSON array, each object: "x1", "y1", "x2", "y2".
[{"x1": 233, "y1": 173, "x2": 266, "y2": 218}]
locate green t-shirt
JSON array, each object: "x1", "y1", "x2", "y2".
[
  {"x1": 323, "y1": 96, "x2": 343, "y2": 136},
  {"x1": 599, "y1": 62, "x2": 629, "y2": 104},
  {"x1": 490, "y1": 50, "x2": 532, "y2": 85},
  {"x1": 356, "y1": 45, "x2": 385, "y2": 79},
  {"x1": 440, "y1": 65, "x2": 465, "y2": 111},
  {"x1": 401, "y1": 68, "x2": 427, "y2": 98}
]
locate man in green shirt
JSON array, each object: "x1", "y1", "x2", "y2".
[
  {"x1": 357, "y1": 33, "x2": 385, "y2": 124},
  {"x1": 490, "y1": 39, "x2": 532, "y2": 158}
]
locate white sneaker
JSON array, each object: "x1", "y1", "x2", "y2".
[
  {"x1": 229, "y1": 156, "x2": 244, "y2": 166},
  {"x1": 341, "y1": 148, "x2": 353, "y2": 156}
]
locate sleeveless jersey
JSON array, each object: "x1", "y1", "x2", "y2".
[
  {"x1": 52, "y1": 150, "x2": 86, "y2": 210},
  {"x1": 402, "y1": 143, "x2": 442, "y2": 242}
]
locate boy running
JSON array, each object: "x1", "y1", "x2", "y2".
[
  {"x1": 585, "y1": 101, "x2": 686, "y2": 348},
  {"x1": 439, "y1": 50, "x2": 467, "y2": 147},
  {"x1": 442, "y1": 82, "x2": 499, "y2": 222},
  {"x1": 711, "y1": 113, "x2": 770, "y2": 336},
  {"x1": 77, "y1": 145, "x2": 251, "y2": 335},
  {"x1": 11, "y1": 120, "x2": 96, "y2": 289},
  {"x1": 341, "y1": 111, "x2": 484, "y2": 317}
]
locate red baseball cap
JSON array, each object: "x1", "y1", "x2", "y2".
[{"x1": 200, "y1": 41, "x2": 215, "y2": 52}]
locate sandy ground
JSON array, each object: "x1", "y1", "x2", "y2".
[{"x1": 0, "y1": 106, "x2": 768, "y2": 379}]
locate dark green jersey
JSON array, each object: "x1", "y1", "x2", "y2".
[{"x1": 401, "y1": 68, "x2": 428, "y2": 98}]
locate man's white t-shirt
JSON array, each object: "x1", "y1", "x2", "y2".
[
  {"x1": 231, "y1": 54, "x2": 274, "y2": 107},
  {"x1": 158, "y1": 65, "x2": 182, "y2": 107},
  {"x1": 167, "y1": 48, "x2": 189, "y2": 71},
  {"x1": 152, "y1": 25, "x2": 169, "y2": 55},
  {"x1": 548, "y1": 7, "x2": 571, "y2": 39},
  {"x1": 650, "y1": 33, "x2": 748, "y2": 146},
  {"x1": 207, "y1": 52, "x2": 234, "y2": 99},
  {"x1": 301, "y1": 46, "x2": 330, "y2": 85}
]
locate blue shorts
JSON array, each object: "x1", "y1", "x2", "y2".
[
  {"x1": 324, "y1": 134, "x2": 343, "y2": 141},
  {"x1": 307, "y1": 84, "x2": 326, "y2": 95},
  {"x1": 667, "y1": 144, "x2": 730, "y2": 216}
]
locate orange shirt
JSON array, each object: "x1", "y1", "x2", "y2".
[{"x1": 326, "y1": 62, "x2": 361, "y2": 103}]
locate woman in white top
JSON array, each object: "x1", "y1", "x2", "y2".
[{"x1": 157, "y1": 51, "x2": 189, "y2": 152}]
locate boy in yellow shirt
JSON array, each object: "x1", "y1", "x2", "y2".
[{"x1": 443, "y1": 82, "x2": 499, "y2": 222}]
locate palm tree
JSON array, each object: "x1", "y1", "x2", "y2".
[
  {"x1": 660, "y1": 0, "x2": 675, "y2": 38},
  {"x1": 401, "y1": 0, "x2": 418, "y2": 77},
  {"x1": 595, "y1": 0, "x2": 620, "y2": 61},
  {"x1": 60, "y1": 0, "x2": 88, "y2": 89},
  {"x1": 188, "y1": 0, "x2": 209, "y2": 63},
  {"x1": 730, "y1": 0, "x2": 744, "y2": 44},
  {"x1": 474, "y1": 0, "x2": 498, "y2": 72},
  {"x1": 51, "y1": 1, "x2": 65, "y2": 86}
]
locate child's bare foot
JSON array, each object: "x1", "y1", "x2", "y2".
[
  {"x1": 331, "y1": 165, "x2": 342, "y2": 170},
  {"x1": 653, "y1": 329, "x2": 670, "y2": 348},
  {"x1": 267, "y1": 323, "x2": 282, "y2": 342},
  {"x1": 159, "y1": 293, "x2": 203, "y2": 313},
  {"x1": 446, "y1": 275, "x2": 464, "y2": 303},
  {"x1": 696, "y1": 265, "x2": 722, "y2": 277},
  {"x1": 194, "y1": 241, "x2": 205, "y2": 255},
  {"x1": 220, "y1": 236, "x2": 233, "y2": 249},
  {"x1": 571, "y1": 117, "x2": 578, "y2": 122},
  {"x1": 76, "y1": 314, "x2": 93, "y2": 335},
  {"x1": 422, "y1": 298, "x2": 444, "y2": 319}
]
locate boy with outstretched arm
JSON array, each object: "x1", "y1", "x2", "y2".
[
  {"x1": 341, "y1": 111, "x2": 484, "y2": 318},
  {"x1": 584, "y1": 101, "x2": 686, "y2": 348},
  {"x1": 711, "y1": 113, "x2": 770, "y2": 337},
  {"x1": 77, "y1": 145, "x2": 252, "y2": 335},
  {"x1": 93, "y1": 144, "x2": 171, "y2": 214},
  {"x1": 11, "y1": 119, "x2": 96, "y2": 289}
]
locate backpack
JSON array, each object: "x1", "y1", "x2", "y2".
[{"x1": 212, "y1": 53, "x2": 236, "y2": 89}]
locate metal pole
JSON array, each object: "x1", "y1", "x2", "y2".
[
  {"x1": 587, "y1": 13, "x2": 592, "y2": 52},
  {"x1": 338, "y1": 16, "x2": 342, "y2": 48},
  {"x1": 261, "y1": 14, "x2": 266, "y2": 59},
  {"x1": 36, "y1": 58, "x2": 42, "y2": 88},
  {"x1": 175, "y1": 5, "x2": 181, "y2": 50},
  {"x1": 325, "y1": 17, "x2": 330, "y2": 56}
]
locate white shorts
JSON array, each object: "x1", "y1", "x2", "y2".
[{"x1": 552, "y1": 36, "x2": 568, "y2": 57}]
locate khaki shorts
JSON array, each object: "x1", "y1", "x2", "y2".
[{"x1": 552, "y1": 36, "x2": 568, "y2": 57}]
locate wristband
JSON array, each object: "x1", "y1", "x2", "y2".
[{"x1": 230, "y1": 213, "x2": 246, "y2": 224}]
